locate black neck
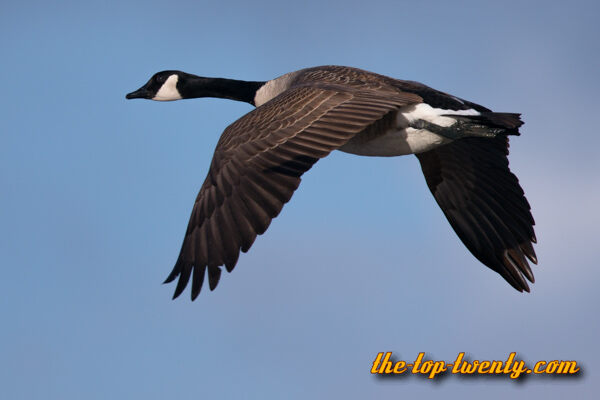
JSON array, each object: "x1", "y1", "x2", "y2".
[{"x1": 179, "y1": 76, "x2": 266, "y2": 106}]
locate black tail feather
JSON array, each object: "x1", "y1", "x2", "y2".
[{"x1": 447, "y1": 112, "x2": 523, "y2": 136}]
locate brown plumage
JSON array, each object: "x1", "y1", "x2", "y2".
[{"x1": 126, "y1": 65, "x2": 537, "y2": 300}]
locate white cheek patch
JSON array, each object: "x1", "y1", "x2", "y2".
[{"x1": 153, "y1": 74, "x2": 182, "y2": 101}]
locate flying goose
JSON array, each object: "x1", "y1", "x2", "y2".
[{"x1": 126, "y1": 65, "x2": 537, "y2": 300}]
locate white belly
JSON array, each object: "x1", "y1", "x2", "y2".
[
  {"x1": 338, "y1": 127, "x2": 451, "y2": 156},
  {"x1": 337, "y1": 103, "x2": 478, "y2": 157}
]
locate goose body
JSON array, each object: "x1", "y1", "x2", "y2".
[{"x1": 126, "y1": 65, "x2": 537, "y2": 300}]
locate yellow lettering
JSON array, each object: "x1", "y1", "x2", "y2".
[
  {"x1": 421, "y1": 360, "x2": 433, "y2": 375},
  {"x1": 371, "y1": 352, "x2": 384, "y2": 374},
  {"x1": 465, "y1": 360, "x2": 479, "y2": 374},
  {"x1": 459, "y1": 359, "x2": 473, "y2": 374},
  {"x1": 489, "y1": 360, "x2": 503, "y2": 374},
  {"x1": 393, "y1": 361, "x2": 407, "y2": 374},
  {"x1": 556, "y1": 361, "x2": 579, "y2": 374},
  {"x1": 478, "y1": 361, "x2": 490, "y2": 373},
  {"x1": 429, "y1": 361, "x2": 446, "y2": 379},
  {"x1": 452, "y1": 352, "x2": 465, "y2": 374},
  {"x1": 504, "y1": 352, "x2": 516, "y2": 374},
  {"x1": 546, "y1": 360, "x2": 558, "y2": 374},
  {"x1": 371, "y1": 352, "x2": 581, "y2": 379},
  {"x1": 412, "y1": 352, "x2": 425, "y2": 374},
  {"x1": 382, "y1": 352, "x2": 394, "y2": 374},
  {"x1": 534, "y1": 361, "x2": 546, "y2": 373},
  {"x1": 510, "y1": 360, "x2": 527, "y2": 379}
]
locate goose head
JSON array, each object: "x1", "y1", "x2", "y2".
[{"x1": 126, "y1": 71, "x2": 193, "y2": 101}]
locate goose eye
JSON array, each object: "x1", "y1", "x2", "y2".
[{"x1": 156, "y1": 75, "x2": 164, "y2": 84}]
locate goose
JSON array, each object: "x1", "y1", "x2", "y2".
[{"x1": 126, "y1": 65, "x2": 537, "y2": 300}]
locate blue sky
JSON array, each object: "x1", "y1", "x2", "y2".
[{"x1": 1, "y1": 0, "x2": 599, "y2": 398}]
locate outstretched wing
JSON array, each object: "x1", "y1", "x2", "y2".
[
  {"x1": 416, "y1": 135, "x2": 537, "y2": 291},
  {"x1": 166, "y1": 84, "x2": 421, "y2": 299}
]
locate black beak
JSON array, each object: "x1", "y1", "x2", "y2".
[{"x1": 125, "y1": 87, "x2": 150, "y2": 100}]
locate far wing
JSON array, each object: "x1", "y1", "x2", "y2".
[{"x1": 417, "y1": 136, "x2": 537, "y2": 291}]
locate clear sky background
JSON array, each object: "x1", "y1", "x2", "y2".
[{"x1": 1, "y1": 0, "x2": 599, "y2": 398}]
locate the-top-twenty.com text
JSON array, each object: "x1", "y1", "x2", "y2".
[{"x1": 371, "y1": 352, "x2": 580, "y2": 379}]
